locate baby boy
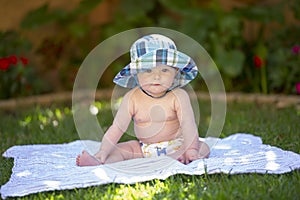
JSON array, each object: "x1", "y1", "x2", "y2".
[{"x1": 76, "y1": 34, "x2": 210, "y2": 166}]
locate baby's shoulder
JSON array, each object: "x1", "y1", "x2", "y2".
[
  {"x1": 122, "y1": 87, "x2": 143, "y2": 106},
  {"x1": 123, "y1": 87, "x2": 139, "y2": 98},
  {"x1": 171, "y1": 88, "x2": 190, "y2": 99}
]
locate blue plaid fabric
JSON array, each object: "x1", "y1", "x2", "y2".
[{"x1": 113, "y1": 34, "x2": 198, "y2": 88}]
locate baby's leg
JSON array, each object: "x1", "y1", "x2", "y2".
[
  {"x1": 104, "y1": 140, "x2": 143, "y2": 164},
  {"x1": 76, "y1": 140, "x2": 143, "y2": 166}
]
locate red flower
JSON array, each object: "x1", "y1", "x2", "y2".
[
  {"x1": 253, "y1": 55, "x2": 264, "y2": 68},
  {"x1": 20, "y1": 57, "x2": 29, "y2": 66},
  {"x1": 8, "y1": 55, "x2": 18, "y2": 65},
  {"x1": 291, "y1": 45, "x2": 300, "y2": 54},
  {"x1": 296, "y1": 83, "x2": 300, "y2": 95},
  {"x1": 0, "y1": 58, "x2": 10, "y2": 71}
]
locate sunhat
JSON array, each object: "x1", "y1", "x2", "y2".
[{"x1": 113, "y1": 34, "x2": 198, "y2": 88}]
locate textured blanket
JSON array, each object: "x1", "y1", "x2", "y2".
[{"x1": 1, "y1": 133, "x2": 300, "y2": 199}]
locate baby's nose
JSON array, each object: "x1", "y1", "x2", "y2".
[{"x1": 153, "y1": 71, "x2": 161, "y2": 79}]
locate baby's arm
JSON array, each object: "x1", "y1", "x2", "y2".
[
  {"x1": 95, "y1": 91, "x2": 134, "y2": 163},
  {"x1": 174, "y1": 89, "x2": 210, "y2": 164}
]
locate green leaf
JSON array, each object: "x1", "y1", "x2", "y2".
[
  {"x1": 234, "y1": 5, "x2": 284, "y2": 24},
  {"x1": 21, "y1": 4, "x2": 53, "y2": 29},
  {"x1": 67, "y1": 23, "x2": 90, "y2": 38},
  {"x1": 120, "y1": 0, "x2": 154, "y2": 17},
  {"x1": 219, "y1": 15, "x2": 241, "y2": 34},
  {"x1": 254, "y1": 42, "x2": 268, "y2": 59},
  {"x1": 21, "y1": 0, "x2": 103, "y2": 29},
  {"x1": 216, "y1": 49, "x2": 245, "y2": 78},
  {"x1": 73, "y1": 0, "x2": 103, "y2": 15}
]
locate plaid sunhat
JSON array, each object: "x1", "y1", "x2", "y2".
[{"x1": 113, "y1": 34, "x2": 198, "y2": 88}]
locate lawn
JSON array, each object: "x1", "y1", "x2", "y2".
[{"x1": 0, "y1": 100, "x2": 300, "y2": 200}]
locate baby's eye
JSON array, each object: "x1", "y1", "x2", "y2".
[
  {"x1": 145, "y1": 69, "x2": 152, "y2": 73},
  {"x1": 161, "y1": 68, "x2": 169, "y2": 72}
]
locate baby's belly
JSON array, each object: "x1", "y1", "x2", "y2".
[{"x1": 134, "y1": 120, "x2": 181, "y2": 143}]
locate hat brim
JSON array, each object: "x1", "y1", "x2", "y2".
[{"x1": 113, "y1": 48, "x2": 198, "y2": 88}]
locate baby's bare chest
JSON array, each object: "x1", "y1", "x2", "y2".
[{"x1": 133, "y1": 103, "x2": 177, "y2": 123}]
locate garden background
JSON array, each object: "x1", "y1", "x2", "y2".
[
  {"x1": 0, "y1": 0, "x2": 300, "y2": 100},
  {"x1": 1, "y1": 0, "x2": 300, "y2": 199}
]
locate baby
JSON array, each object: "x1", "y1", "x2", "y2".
[{"x1": 76, "y1": 34, "x2": 210, "y2": 166}]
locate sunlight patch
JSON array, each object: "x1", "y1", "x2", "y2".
[
  {"x1": 89, "y1": 105, "x2": 99, "y2": 115},
  {"x1": 44, "y1": 181, "x2": 60, "y2": 188},
  {"x1": 93, "y1": 168, "x2": 111, "y2": 180},
  {"x1": 16, "y1": 170, "x2": 31, "y2": 177},
  {"x1": 265, "y1": 151, "x2": 276, "y2": 161},
  {"x1": 266, "y1": 161, "x2": 280, "y2": 171}
]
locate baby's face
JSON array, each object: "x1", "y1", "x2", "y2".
[{"x1": 137, "y1": 65, "x2": 177, "y2": 97}]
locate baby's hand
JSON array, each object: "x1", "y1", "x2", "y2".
[
  {"x1": 183, "y1": 149, "x2": 200, "y2": 164},
  {"x1": 177, "y1": 149, "x2": 200, "y2": 164}
]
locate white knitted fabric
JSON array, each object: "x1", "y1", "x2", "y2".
[{"x1": 1, "y1": 133, "x2": 300, "y2": 199}]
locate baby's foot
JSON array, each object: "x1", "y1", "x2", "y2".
[{"x1": 76, "y1": 150, "x2": 102, "y2": 166}]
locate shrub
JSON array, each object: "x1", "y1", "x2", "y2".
[{"x1": 0, "y1": 31, "x2": 46, "y2": 99}]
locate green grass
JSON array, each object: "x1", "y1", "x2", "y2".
[{"x1": 1, "y1": 100, "x2": 300, "y2": 200}]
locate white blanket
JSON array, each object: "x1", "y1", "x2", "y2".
[{"x1": 1, "y1": 133, "x2": 300, "y2": 199}]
